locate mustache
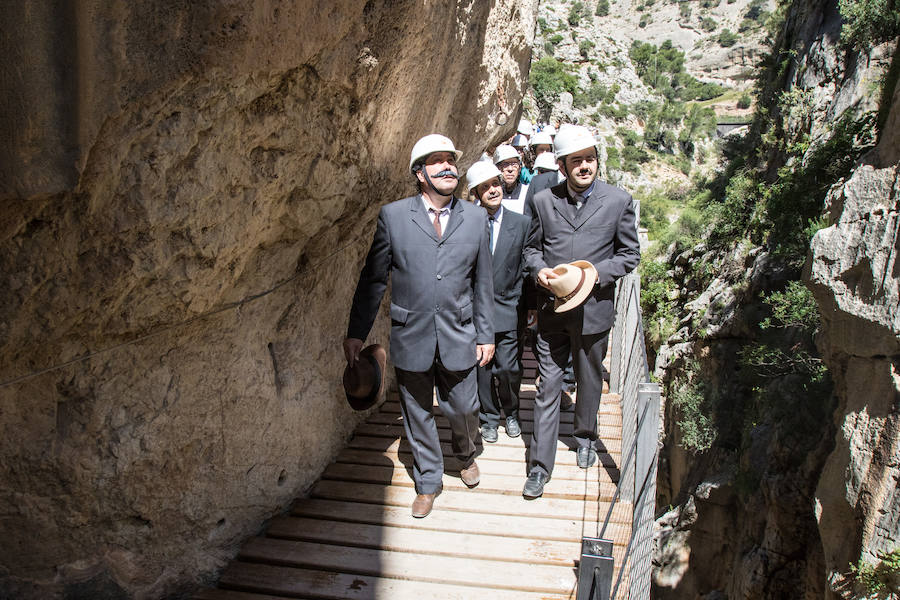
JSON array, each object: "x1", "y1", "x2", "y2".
[{"x1": 433, "y1": 169, "x2": 459, "y2": 179}]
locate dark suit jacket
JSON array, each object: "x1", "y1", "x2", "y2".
[
  {"x1": 523, "y1": 170, "x2": 563, "y2": 217},
  {"x1": 489, "y1": 208, "x2": 530, "y2": 333},
  {"x1": 347, "y1": 195, "x2": 494, "y2": 372},
  {"x1": 523, "y1": 180, "x2": 640, "y2": 335}
]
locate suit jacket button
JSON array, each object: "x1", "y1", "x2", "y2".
[{"x1": 436, "y1": 274, "x2": 442, "y2": 280}]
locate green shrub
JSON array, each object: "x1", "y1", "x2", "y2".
[
  {"x1": 579, "y1": 39, "x2": 596, "y2": 59},
  {"x1": 640, "y1": 259, "x2": 679, "y2": 350},
  {"x1": 605, "y1": 145, "x2": 622, "y2": 172},
  {"x1": 639, "y1": 13, "x2": 651, "y2": 27},
  {"x1": 543, "y1": 41, "x2": 555, "y2": 56},
  {"x1": 538, "y1": 17, "x2": 552, "y2": 34},
  {"x1": 760, "y1": 281, "x2": 819, "y2": 330},
  {"x1": 671, "y1": 380, "x2": 716, "y2": 452},
  {"x1": 701, "y1": 17, "x2": 718, "y2": 31},
  {"x1": 569, "y1": 1, "x2": 587, "y2": 26},
  {"x1": 596, "y1": 0, "x2": 610, "y2": 16},
  {"x1": 737, "y1": 93, "x2": 752, "y2": 109},
  {"x1": 679, "y1": 3, "x2": 692, "y2": 18},
  {"x1": 550, "y1": 33, "x2": 564, "y2": 45},
  {"x1": 718, "y1": 29, "x2": 739, "y2": 47},
  {"x1": 838, "y1": 0, "x2": 900, "y2": 49},
  {"x1": 529, "y1": 57, "x2": 579, "y2": 119}
]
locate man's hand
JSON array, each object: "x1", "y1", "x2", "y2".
[
  {"x1": 527, "y1": 309, "x2": 537, "y2": 327},
  {"x1": 343, "y1": 337, "x2": 364, "y2": 365},
  {"x1": 536, "y1": 267, "x2": 558, "y2": 291},
  {"x1": 476, "y1": 344, "x2": 495, "y2": 367}
]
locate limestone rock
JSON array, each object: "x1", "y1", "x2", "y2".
[
  {"x1": 807, "y1": 71, "x2": 900, "y2": 593},
  {"x1": 0, "y1": 2, "x2": 538, "y2": 598}
]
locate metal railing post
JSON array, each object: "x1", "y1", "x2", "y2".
[{"x1": 577, "y1": 538, "x2": 614, "y2": 600}]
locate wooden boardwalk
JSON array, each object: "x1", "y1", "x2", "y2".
[{"x1": 194, "y1": 355, "x2": 630, "y2": 600}]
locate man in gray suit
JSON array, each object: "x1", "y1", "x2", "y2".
[
  {"x1": 344, "y1": 134, "x2": 495, "y2": 518},
  {"x1": 465, "y1": 161, "x2": 530, "y2": 443},
  {"x1": 522, "y1": 125, "x2": 640, "y2": 498}
]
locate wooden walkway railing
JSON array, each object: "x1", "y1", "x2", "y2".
[{"x1": 193, "y1": 353, "x2": 631, "y2": 599}]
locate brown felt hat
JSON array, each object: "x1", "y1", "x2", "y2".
[
  {"x1": 548, "y1": 260, "x2": 597, "y2": 312},
  {"x1": 342, "y1": 344, "x2": 387, "y2": 411}
]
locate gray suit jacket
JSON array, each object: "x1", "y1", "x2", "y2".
[
  {"x1": 523, "y1": 180, "x2": 640, "y2": 335},
  {"x1": 347, "y1": 195, "x2": 495, "y2": 372},
  {"x1": 490, "y1": 208, "x2": 530, "y2": 333}
]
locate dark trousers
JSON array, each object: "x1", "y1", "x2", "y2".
[
  {"x1": 476, "y1": 329, "x2": 521, "y2": 428},
  {"x1": 396, "y1": 362, "x2": 479, "y2": 494},
  {"x1": 530, "y1": 327, "x2": 610, "y2": 477}
]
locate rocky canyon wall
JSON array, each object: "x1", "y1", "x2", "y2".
[
  {"x1": 651, "y1": 0, "x2": 898, "y2": 596},
  {"x1": 0, "y1": 2, "x2": 537, "y2": 598},
  {"x1": 807, "y1": 48, "x2": 900, "y2": 595}
]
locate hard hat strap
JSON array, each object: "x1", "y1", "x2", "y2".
[{"x1": 423, "y1": 167, "x2": 453, "y2": 199}]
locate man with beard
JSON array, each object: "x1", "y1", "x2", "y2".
[
  {"x1": 465, "y1": 161, "x2": 530, "y2": 444},
  {"x1": 522, "y1": 125, "x2": 640, "y2": 499},
  {"x1": 493, "y1": 144, "x2": 530, "y2": 214},
  {"x1": 344, "y1": 134, "x2": 495, "y2": 518}
]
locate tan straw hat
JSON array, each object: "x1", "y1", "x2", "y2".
[
  {"x1": 547, "y1": 260, "x2": 598, "y2": 312},
  {"x1": 342, "y1": 344, "x2": 387, "y2": 411}
]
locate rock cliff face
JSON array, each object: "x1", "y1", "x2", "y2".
[
  {"x1": 807, "y1": 58, "x2": 900, "y2": 593},
  {"x1": 650, "y1": 0, "x2": 898, "y2": 596},
  {"x1": 0, "y1": 2, "x2": 537, "y2": 598}
]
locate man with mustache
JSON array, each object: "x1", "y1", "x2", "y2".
[
  {"x1": 522, "y1": 125, "x2": 640, "y2": 499},
  {"x1": 465, "y1": 161, "x2": 530, "y2": 444},
  {"x1": 344, "y1": 134, "x2": 495, "y2": 518}
]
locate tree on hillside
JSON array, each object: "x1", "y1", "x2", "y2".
[{"x1": 530, "y1": 57, "x2": 579, "y2": 119}]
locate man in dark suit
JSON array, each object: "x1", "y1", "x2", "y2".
[
  {"x1": 344, "y1": 134, "x2": 495, "y2": 518},
  {"x1": 522, "y1": 125, "x2": 640, "y2": 498},
  {"x1": 465, "y1": 161, "x2": 530, "y2": 443}
]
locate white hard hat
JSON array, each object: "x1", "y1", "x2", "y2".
[
  {"x1": 466, "y1": 160, "x2": 503, "y2": 192},
  {"x1": 493, "y1": 144, "x2": 521, "y2": 164},
  {"x1": 543, "y1": 124, "x2": 557, "y2": 136},
  {"x1": 510, "y1": 134, "x2": 529, "y2": 148},
  {"x1": 517, "y1": 118, "x2": 533, "y2": 136},
  {"x1": 408, "y1": 134, "x2": 463, "y2": 173},
  {"x1": 533, "y1": 152, "x2": 559, "y2": 171},
  {"x1": 553, "y1": 125, "x2": 597, "y2": 159},
  {"x1": 530, "y1": 131, "x2": 554, "y2": 148}
]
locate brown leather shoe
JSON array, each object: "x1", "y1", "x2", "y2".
[
  {"x1": 460, "y1": 461, "x2": 480, "y2": 488},
  {"x1": 411, "y1": 490, "x2": 440, "y2": 518}
]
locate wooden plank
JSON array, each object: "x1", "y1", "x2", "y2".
[
  {"x1": 217, "y1": 562, "x2": 570, "y2": 600},
  {"x1": 238, "y1": 537, "x2": 576, "y2": 594},
  {"x1": 352, "y1": 422, "x2": 624, "y2": 453},
  {"x1": 346, "y1": 435, "x2": 622, "y2": 468},
  {"x1": 320, "y1": 462, "x2": 604, "y2": 500},
  {"x1": 334, "y1": 447, "x2": 620, "y2": 484},
  {"x1": 266, "y1": 516, "x2": 582, "y2": 565},
  {"x1": 309, "y1": 480, "x2": 612, "y2": 520},
  {"x1": 289, "y1": 498, "x2": 631, "y2": 542}
]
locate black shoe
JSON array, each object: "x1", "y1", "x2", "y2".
[
  {"x1": 480, "y1": 425, "x2": 498, "y2": 443},
  {"x1": 523, "y1": 472, "x2": 550, "y2": 498},
  {"x1": 505, "y1": 416, "x2": 521, "y2": 438},
  {"x1": 576, "y1": 447, "x2": 598, "y2": 468}
]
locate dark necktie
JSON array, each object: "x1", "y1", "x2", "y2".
[
  {"x1": 568, "y1": 194, "x2": 583, "y2": 220},
  {"x1": 488, "y1": 216, "x2": 495, "y2": 253},
  {"x1": 430, "y1": 208, "x2": 442, "y2": 238}
]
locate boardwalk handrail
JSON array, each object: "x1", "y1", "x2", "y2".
[{"x1": 578, "y1": 269, "x2": 661, "y2": 600}]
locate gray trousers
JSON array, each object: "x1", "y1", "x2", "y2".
[
  {"x1": 476, "y1": 329, "x2": 521, "y2": 428},
  {"x1": 530, "y1": 327, "x2": 610, "y2": 477},
  {"x1": 396, "y1": 362, "x2": 479, "y2": 494}
]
